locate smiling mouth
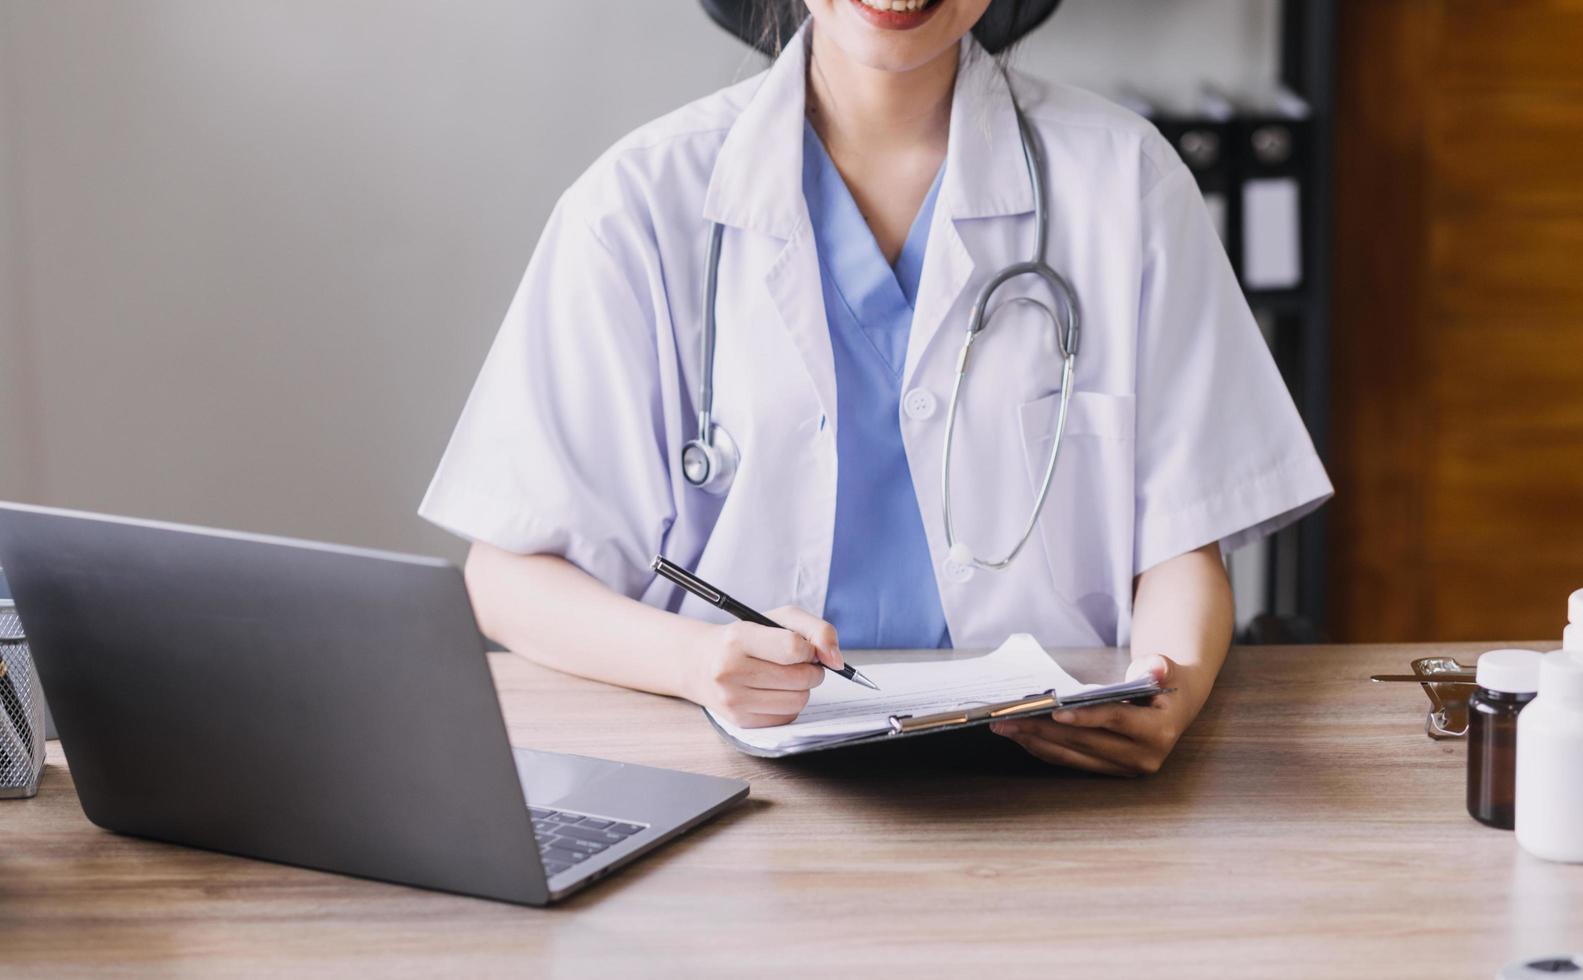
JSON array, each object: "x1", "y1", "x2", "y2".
[{"x1": 848, "y1": 0, "x2": 945, "y2": 30}]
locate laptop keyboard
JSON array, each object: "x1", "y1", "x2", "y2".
[{"x1": 530, "y1": 806, "x2": 648, "y2": 878}]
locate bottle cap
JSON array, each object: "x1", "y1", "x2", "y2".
[
  {"x1": 1538, "y1": 650, "x2": 1583, "y2": 701},
  {"x1": 1570, "y1": 588, "x2": 1583, "y2": 625},
  {"x1": 1476, "y1": 648, "x2": 1543, "y2": 694}
]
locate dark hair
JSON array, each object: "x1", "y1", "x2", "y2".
[{"x1": 723, "y1": 0, "x2": 1058, "y2": 58}]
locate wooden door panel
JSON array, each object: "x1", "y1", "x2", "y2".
[
  {"x1": 1331, "y1": 0, "x2": 1583, "y2": 641},
  {"x1": 1431, "y1": 94, "x2": 1583, "y2": 213},
  {"x1": 1439, "y1": 0, "x2": 1583, "y2": 87}
]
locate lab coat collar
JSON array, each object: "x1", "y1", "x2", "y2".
[
  {"x1": 939, "y1": 40, "x2": 1036, "y2": 221},
  {"x1": 901, "y1": 41, "x2": 1036, "y2": 388},
  {"x1": 702, "y1": 26, "x2": 1035, "y2": 237},
  {"x1": 702, "y1": 25, "x2": 811, "y2": 238}
]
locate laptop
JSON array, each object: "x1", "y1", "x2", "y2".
[{"x1": 0, "y1": 502, "x2": 747, "y2": 905}]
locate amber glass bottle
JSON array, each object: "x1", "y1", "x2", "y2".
[{"x1": 1467, "y1": 649, "x2": 1541, "y2": 829}]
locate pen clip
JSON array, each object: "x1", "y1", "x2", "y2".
[{"x1": 650, "y1": 555, "x2": 723, "y2": 605}]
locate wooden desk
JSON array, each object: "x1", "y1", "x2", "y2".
[{"x1": 4, "y1": 643, "x2": 1581, "y2": 977}]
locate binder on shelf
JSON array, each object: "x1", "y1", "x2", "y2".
[
  {"x1": 1233, "y1": 89, "x2": 1311, "y2": 293},
  {"x1": 1130, "y1": 88, "x2": 1238, "y2": 266},
  {"x1": 1156, "y1": 114, "x2": 1237, "y2": 251}
]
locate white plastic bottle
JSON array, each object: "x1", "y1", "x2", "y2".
[
  {"x1": 1515, "y1": 649, "x2": 1583, "y2": 862},
  {"x1": 1565, "y1": 588, "x2": 1583, "y2": 653}
]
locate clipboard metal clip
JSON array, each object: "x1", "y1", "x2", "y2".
[
  {"x1": 885, "y1": 679, "x2": 1170, "y2": 737},
  {"x1": 888, "y1": 691, "x2": 1061, "y2": 736}
]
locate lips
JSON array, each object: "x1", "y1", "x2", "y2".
[{"x1": 847, "y1": 0, "x2": 944, "y2": 31}]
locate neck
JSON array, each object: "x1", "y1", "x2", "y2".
[{"x1": 805, "y1": 30, "x2": 957, "y2": 160}]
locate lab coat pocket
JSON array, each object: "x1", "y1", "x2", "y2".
[{"x1": 1018, "y1": 390, "x2": 1136, "y2": 644}]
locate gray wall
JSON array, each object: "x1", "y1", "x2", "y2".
[
  {"x1": 0, "y1": 0, "x2": 1278, "y2": 561},
  {"x1": 0, "y1": 10, "x2": 31, "y2": 504}
]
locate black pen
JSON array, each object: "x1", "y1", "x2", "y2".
[{"x1": 650, "y1": 555, "x2": 880, "y2": 691}]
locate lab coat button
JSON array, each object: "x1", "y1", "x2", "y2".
[
  {"x1": 942, "y1": 558, "x2": 975, "y2": 583},
  {"x1": 903, "y1": 388, "x2": 937, "y2": 421}
]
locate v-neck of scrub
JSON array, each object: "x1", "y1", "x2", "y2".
[{"x1": 802, "y1": 120, "x2": 944, "y2": 377}]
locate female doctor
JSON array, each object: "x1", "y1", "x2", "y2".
[{"x1": 420, "y1": 0, "x2": 1332, "y2": 775}]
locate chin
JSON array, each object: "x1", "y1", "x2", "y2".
[{"x1": 806, "y1": 0, "x2": 992, "y2": 73}]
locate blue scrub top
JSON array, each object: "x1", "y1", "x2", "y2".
[{"x1": 802, "y1": 122, "x2": 951, "y2": 650}]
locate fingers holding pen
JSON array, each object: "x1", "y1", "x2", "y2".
[
  {"x1": 657, "y1": 557, "x2": 849, "y2": 725},
  {"x1": 721, "y1": 620, "x2": 824, "y2": 674},
  {"x1": 700, "y1": 615, "x2": 840, "y2": 726},
  {"x1": 767, "y1": 606, "x2": 844, "y2": 670},
  {"x1": 744, "y1": 657, "x2": 826, "y2": 692}
]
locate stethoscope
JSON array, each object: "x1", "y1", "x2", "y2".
[{"x1": 680, "y1": 86, "x2": 1082, "y2": 573}]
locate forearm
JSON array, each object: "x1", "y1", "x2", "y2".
[
  {"x1": 1129, "y1": 541, "x2": 1235, "y2": 714},
  {"x1": 463, "y1": 543, "x2": 708, "y2": 700}
]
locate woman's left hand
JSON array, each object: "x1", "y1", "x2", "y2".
[{"x1": 989, "y1": 654, "x2": 1199, "y2": 777}]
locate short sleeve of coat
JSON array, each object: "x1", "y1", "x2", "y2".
[
  {"x1": 1132, "y1": 164, "x2": 1333, "y2": 572},
  {"x1": 418, "y1": 199, "x2": 673, "y2": 599}
]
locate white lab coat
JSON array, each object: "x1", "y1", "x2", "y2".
[{"x1": 420, "y1": 30, "x2": 1333, "y2": 649}]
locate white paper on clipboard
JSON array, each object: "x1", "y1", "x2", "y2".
[{"x1": 707, "y1": 634, "x2": 1097, "y2": 755}]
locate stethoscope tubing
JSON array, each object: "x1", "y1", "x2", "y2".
[
  {"x1": 942, "y1": 345, "x2": 1075, "y2": 571},
  {"x1": 938, "y1": 94, "x2": 1082, "y2": 570},
  {"x1": 698, "y1": 221, "x2": 726, "y2": 446}
]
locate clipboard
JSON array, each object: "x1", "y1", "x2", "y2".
[{"x1": 706, "y1": 676, "x2": 1168, "y2": 759}]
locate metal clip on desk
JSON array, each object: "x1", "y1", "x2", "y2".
[{"x1": 1370, "y1": 656, "x2": 1477, "y2": 740}]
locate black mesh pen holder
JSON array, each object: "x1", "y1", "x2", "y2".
[{"x1": 0, "y1": 602, "x2": 44, "y2": 799}]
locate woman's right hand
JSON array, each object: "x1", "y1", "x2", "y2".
[{"x1": 689, "y1": 607, "x2": 844, "y2": 728}]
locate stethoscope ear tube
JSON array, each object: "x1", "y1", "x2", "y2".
[
  {"x1": 941, "y1": 94, "x2": 1081, "y2": 571},
  {"x1": 963, "y1": 260, "x2": 1080, "y2": 356}
]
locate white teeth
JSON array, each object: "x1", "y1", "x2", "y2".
[{"x1": 858, "y1": 0, "x2": 931, "y2": 11}]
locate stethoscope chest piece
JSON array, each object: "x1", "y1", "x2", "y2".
[{"x1": 681, "y1": 424, "x2": 739, "y2": 496}]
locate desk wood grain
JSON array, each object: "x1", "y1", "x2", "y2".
[{"x1": 3, "y1": 644, "x2": 1581, "y2": 978}]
